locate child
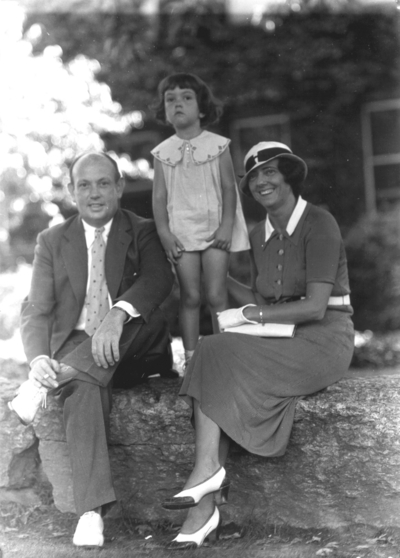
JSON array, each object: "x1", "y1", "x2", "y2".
[{"x1": 151, "y1": 73, "x2": 249, "y2": 369}]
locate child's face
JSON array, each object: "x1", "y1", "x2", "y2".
[{"x1": 164, "y1": 87, "x2": 204, "y2": 131}]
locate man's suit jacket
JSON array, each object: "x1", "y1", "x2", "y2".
[{"x1": 20, "y1": 209, "x2": 174, "y2": 364}]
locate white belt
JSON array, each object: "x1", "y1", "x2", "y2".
[
  {"x1": 328, "y1": 295, "x2": 350, "y2": 306},
  {"x1": 301, "y1": 295, "x2": 350, "y2": 306}
]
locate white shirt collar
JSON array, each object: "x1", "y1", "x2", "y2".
[
  {"x1": 82, "y1": 218, "x2": 113, "y2": 247},
  {"x1": 264, "y1": 196, "x2": 307, "y2": 242}
]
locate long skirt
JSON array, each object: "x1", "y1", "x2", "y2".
[{"x1": 179, "y1": 309, "x2": 354, "y2": 457}]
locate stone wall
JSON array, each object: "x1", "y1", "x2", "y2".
[{"x1": 1, "y1": 374, "x2": 400, "y2": 529}]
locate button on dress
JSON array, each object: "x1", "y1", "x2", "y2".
[
  {"x1": 179, "y1": 201, "x2": 354, "y2": 456},
  {"x1": 151, "y1": 131, "x2": 249, "y2": 252}
]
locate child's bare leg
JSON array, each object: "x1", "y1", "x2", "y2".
[
  {"x1": 202, "y1": 247, "x2": 230, "y2": 333},
  {"x1": 175, "y1": 252, "x2": 202, "y2": 353}
]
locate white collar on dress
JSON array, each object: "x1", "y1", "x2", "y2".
[
  {"x1": 151, "y1": 130, "x2": 229, "y2": 167},
  {"x1": 264, "y1": 196, "x2": 307, "y2": 242}
]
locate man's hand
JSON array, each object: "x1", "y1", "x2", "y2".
[
  {"x1": 29, "y1": 357, "x2": 60, "y2": 389},
  {"x1": 91, "y1": 307, "x2": 126, "y2": 368}
]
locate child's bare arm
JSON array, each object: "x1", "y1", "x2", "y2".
[
  {"x1": 152, "y1": 158, "x2": 185, "y2": 264},
  {"x1": 206, "y1": 148, "x2": 236, "y2": 251}
]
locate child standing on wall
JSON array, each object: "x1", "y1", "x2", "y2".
[{"x1": 152, "y1": 73, "x2": 249, "y2": 370}]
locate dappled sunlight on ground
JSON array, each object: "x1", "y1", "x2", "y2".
[
  {"x1": 0, "y1": 330, "x2": 26, "y2": 363},
  {"x1": 0, "y1": 264, "x2": 31, "y2": 363},
  {"x1": 170, "y1": 336, "x2": 185, "y2": 374}
]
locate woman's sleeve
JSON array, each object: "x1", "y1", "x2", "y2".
[
  {"x1": 305, "y1": 212, "x2": 342, "y2": 284},
  {"x1": 249, "y1": 250, "x2": 258, "y2": 292}
]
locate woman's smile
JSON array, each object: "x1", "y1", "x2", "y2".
[
  {"x1": 248, "y1": 159, "x2": 294, "y2": 209},
  {"x1": 257, "y1": 185, "x2": 275, "y2": 196}
]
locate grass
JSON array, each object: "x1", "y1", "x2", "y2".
[{"x1": 0, "y1": 503, "x2": 399, "y2": 558}]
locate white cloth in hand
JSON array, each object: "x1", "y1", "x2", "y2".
[{"x1": 217, "y1": 305, "x2": 257, "y2": 331}]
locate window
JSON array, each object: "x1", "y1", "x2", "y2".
[{"x1": 361, "y1": 99, "x2": 400, "y2": 213}]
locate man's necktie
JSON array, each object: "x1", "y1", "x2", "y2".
[{"x1": 85, "y1": 227, "x2": 110, "y2": 336}]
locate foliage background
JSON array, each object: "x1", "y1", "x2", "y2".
[
  {"x1": 0, "y1": 0, "x2": 399, "y2": 333},
  {"x1": 24, "y1": 2, "x2": 399, "y2": 229}
]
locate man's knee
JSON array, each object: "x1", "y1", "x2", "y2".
[
  {"x1": 127, "y1": 310, "x2": 169, "y2": 354},
  {"x1": 55, "y1": 378, "x2": 110, "y2": 407},
  {"x1": 113, "y1": 310, "x2": 173, "y2": 387},
  {"x1": 147, "y1": 308, "x2": 170, "y2": 338}
]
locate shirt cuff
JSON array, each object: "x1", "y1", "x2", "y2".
[{"x1": 113, "y1": 301, "x2": 141, "y2": 322}]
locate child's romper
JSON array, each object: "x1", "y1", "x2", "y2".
[{"x1": 151, "y1": 130, "x2": 250, "y2": 252}]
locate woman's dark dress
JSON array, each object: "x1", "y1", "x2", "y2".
[{"x1": 179, "y1": 200, "x2": 354, "y2": 457}]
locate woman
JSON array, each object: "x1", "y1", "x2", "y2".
[{"x1": 162, "y1": 141, "x2": 355, "y2": 550}]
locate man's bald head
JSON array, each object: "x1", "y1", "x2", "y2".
[{"x1": 69, "y1": 152, "x2": 122, "y2": 185}]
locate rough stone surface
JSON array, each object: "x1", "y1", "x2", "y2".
[
  {"x1": 32, "y1": 380, "x2": 195, "y2": 519},
  {"x1": 1, "y1": 374, "x2": 400, "y2": 529},
  {"x1": 230, "y1": 377, "x2": 400, "y2": 529},
  {"x1": 0, "y1": 487, "x2": 41, "y2": 507},
  {"x1": 0, "y1": 378, "x2": 39, "y2": 490}
]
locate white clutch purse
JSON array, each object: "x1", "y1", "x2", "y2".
[{"x1": 223, "y1": 323, "x2": 296, "y2": 338}]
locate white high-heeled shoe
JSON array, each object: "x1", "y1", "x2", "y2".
[
  {"x1": 162, "y1": 466, "x2": 230, "y2": 510},
  {"x1": 165, "y1": 507, "x2": 220, "y2": 550}
]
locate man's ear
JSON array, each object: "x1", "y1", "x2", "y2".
[
  {"x1": 116, "y1": 177, "x2": 125, "y2": 199},
  {"x1": 67, "y1": 182, "x2": 76, "y2": 202}
]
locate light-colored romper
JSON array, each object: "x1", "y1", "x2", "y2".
[{"x1": 151, "y1": 130, "x2": 250, "y2": 252}]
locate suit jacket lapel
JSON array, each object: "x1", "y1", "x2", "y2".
[
  {"x1": 106, "y1": 210, "x2": 132, "y2": 301},
  {"x1": 63, "y1": 216, "x2": 88, "y2": 308}
]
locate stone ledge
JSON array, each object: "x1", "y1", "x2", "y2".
[{"x1": 1, "y1": 375, "x2": 399, "y2": 529}]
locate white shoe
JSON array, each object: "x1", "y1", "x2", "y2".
[
  {"x1": 166, "y1": 507, "x2": 220, "y2": 549},
  {"x1": 8, "y1": 380, "x2": 48, "y2": 425},
  {"x1": 73, "y1": 511, "x2": 104, "y2": 547},
  {"x1": 162, "y1": 466, "x2": 230, "y2": 510}
]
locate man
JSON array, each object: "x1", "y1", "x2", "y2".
[{"x1": 8, "y1": 152, "x2": 175, "y2": 547}]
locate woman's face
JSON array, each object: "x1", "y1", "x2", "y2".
[{"x1": 248, "y1": 158, "x2": 293, "y2": 210}]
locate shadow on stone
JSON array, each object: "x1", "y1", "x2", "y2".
[{"x1": 1, "y1": 374, "x2": 400, "y2": 529}]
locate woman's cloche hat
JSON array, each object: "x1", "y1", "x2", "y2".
[{"x1": 239, "y1": 141, "x2": 308, "y2": 196}]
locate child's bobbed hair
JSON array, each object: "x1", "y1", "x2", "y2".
[{"x1": 154, "y1": 73, "x2": 223, "y2": 127}]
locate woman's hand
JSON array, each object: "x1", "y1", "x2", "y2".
[
  {"x1": 206, "y1": 224, "x2": 232, "y2": 251},
  {"x1": 160, "y1": 232, "x2": 185, "y2": 264},
  {"x1": 217, "y1": 305, "x2": 256, "y2": 331},
  {"x1": 241, "y1": 283, "x2": 334, "y2": 325}
]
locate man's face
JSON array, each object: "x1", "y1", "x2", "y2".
[{"x1": 68, "y1": 155, "x2": 124, "y2": 227}]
